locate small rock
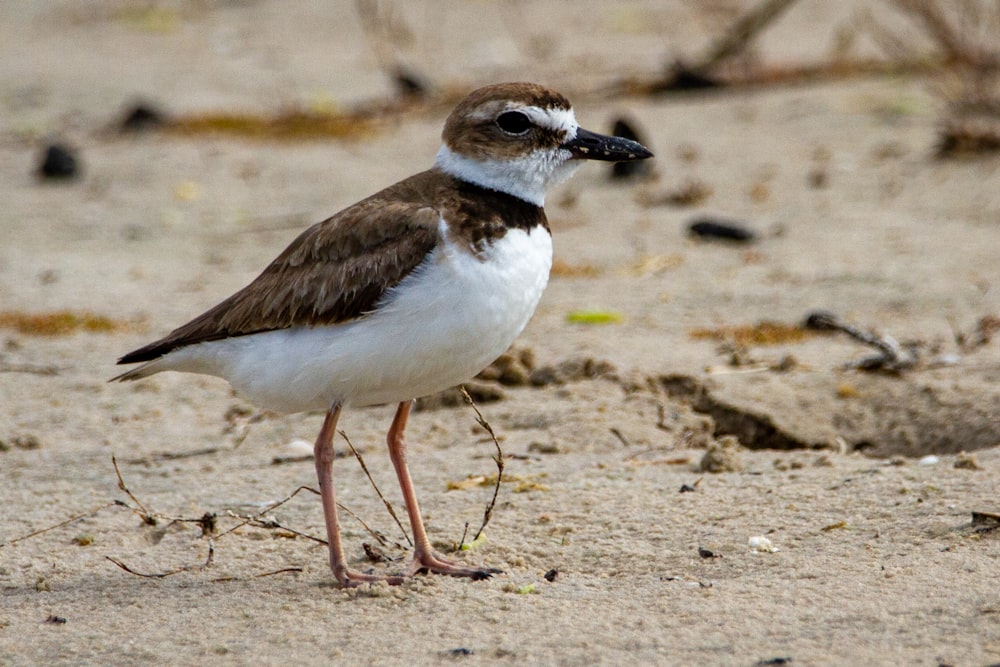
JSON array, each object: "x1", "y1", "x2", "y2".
[
  {"x1": 748, "y1": 535, "x2": 779, "y2": 553},
  {"x1": 477, "y1": 347, "x2": 536, "y2": 386},
  {"x1": 953, "y1": 451, "x2": 982, "y2": 470},
  {"x1": 415, "y1": 382, "x2": 504, "y2": 411},
  {"x1": 392, "y1": 66, "x2": 430, "y2": 98},
  {"x1": 284, "y1": 439, "x2": 314, "y2": 457},
  {"x1": 7, "y1": 434, "x2": 42, "y2": 450},
  {"x1": 120, "y1": 102, "x2": 166, "y2": 132},
  {"x1": 918, "y1": 455, "x2": 940, "y2": 466},
  {"x1": 529, "y1": 365, "x2": 559, "y2": 387},
  {"x1": 527, "y1": 441, "x2": 562, "y2": 455},
  {"x1": 807, "y1": 167, "x2": 828, "y2": 188},
  {"x1": 662, "y1": 63, "x2": 722, "y2": 91},
  {"x1": 38, "y1": 143, "x2": 79, "y2": 180},
  {"x1": 609, "y1": 117, "x2": 652, "y2": 180},
  {"x1": 688, "y1": 217, "x2": 756, "y2": 243},
  {"x1": 699, "y1": 435, "x2": 744, "y2": 473},
  {"x1": 530, "y1": 357, "x2": 616, "y2": 386}
]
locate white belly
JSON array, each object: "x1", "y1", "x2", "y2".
[{"x1": 162, "y1": 225, "x2": 552, "y2": 413}]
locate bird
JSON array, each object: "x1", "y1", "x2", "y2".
[{"x1": 113, "y1": 82, "x2": 653, "y2": 587}]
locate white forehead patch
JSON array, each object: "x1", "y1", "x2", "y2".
[{"x1": 520, "y1": 105, "x2": 578, "y2": 140}]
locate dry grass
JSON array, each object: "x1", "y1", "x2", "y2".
[
  {"x1": 0, "y1": 310, "x2": 136, "y2": 336},
  {"x1": 872, "y1": 0, "x2": 1000, "y2": 157},
  {"x1": 165, "y1": 109, "x2": 381, "y2": 142},
  {"x1": 689, "y1": 321, "x2": 814, "y2": 346}
]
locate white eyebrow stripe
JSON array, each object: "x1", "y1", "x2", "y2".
[{"x1": 520, "y1": 105, "x2": 578, "y2": 140}]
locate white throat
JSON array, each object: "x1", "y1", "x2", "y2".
[{"x1": 435, "y1": 144, "x2": 581, "y2": 207}]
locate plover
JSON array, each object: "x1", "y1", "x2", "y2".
[{"x1": 114, "y1": 82, "x2": 652, "y2": 587}]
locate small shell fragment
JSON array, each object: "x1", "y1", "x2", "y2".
[
  {"x1": 285, "y1": 439, "x2": 314, "y2": 456},
  {"x1": 748, "y1": 535, "x2": 779, "y2": 553}
]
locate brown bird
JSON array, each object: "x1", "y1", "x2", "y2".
[{"x1": 114, "y1": 82, "x2": 653, "y2": 587}]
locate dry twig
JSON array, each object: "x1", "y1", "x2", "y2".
[
  {"x1": 0, "y1": 502, "x2": 118, "y2": 547},
  {"x1": 123, "y1": 447, "x2": 222, "y2": 465},
  {"x1": 0, "y1": 362, "x2": 60, "y2": 375},
  {"x1": 340, "y1": 430, "x2": 412, "y2": 547},
  {"x1": 460, "y1": 386, "x2": 505, "y2": 543},
  {"x1": 804, "y1": 310, "x2": 918, "y2": 372},
  {"x1": 112, "y1": 454, "x2": 155, "y2": 524},
  {"x1": 106, "y1": 542, "x2": 215, "y2": 578},
  {"x1": 695, "y1": 0, "x2": 801, "y2": 73}
]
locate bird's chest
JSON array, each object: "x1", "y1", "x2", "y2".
[
  {"x1": 334, "y1": 224, "x2": 552, "y2": 404},
  {"x1": 382, "y1": 225, "x2": 552, "y2": 342},
  {"x1": 443, "y1": 225, "x2": 553, "y2": 323}
]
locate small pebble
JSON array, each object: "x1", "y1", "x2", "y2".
[
  {"x1": 120, "y1": 102, "x2": 166, "y2": 132},
  {"x1": 393, "y1": 66, "x2": 430, "y2": 98},
  {"x1": 609, "y1": 118, "x2": 652, "y2": 180},
  {"x1": 918, "y1": 455, "x2": 940, "y2": 466},
  {"x1": 284, "y1": 439, "x2": 314, "y2": 457},
  {"x1": 748, "y1": 535, "x2": 779, "y2": 553},
  {"x1": 38, "y1": 143, "x2": 80, "y2": 180},
  {"x1": 699, "y1": 435, "x2": 744, "y2": 473},
  {"x1": 688, "y1": 217, "x2": 756, "y2": 243},
  {"x1": 953, "y1": 452, "x2": 982, "y2": 470},
  {"x1": 664, "y1": 64, "x2": 721, "y2": 91}
]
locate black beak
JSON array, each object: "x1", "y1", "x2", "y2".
[{"x1": 563, "y1": 127, "x2": 654, "y2": 162}]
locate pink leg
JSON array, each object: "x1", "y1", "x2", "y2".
[
  {"x1": 387, "y1": 401, "x2": 501, "y2": 580},
  {"x1": 314, "y1": 403, "x2": 405, "y2": 588}
]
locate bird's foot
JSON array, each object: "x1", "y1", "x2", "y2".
[
  {"x1": 410, "y1": 550, "x2": 502, "y2": 581},
  {"x1": 333, "y1": 566, "x2": 407, "y2": 589}
]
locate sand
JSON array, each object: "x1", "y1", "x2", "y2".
[{"x1": 2, "y1": 2, "x2": 999, "y2": 665}]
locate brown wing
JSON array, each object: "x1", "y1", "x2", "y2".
[{"x1": 117, "y1": 173, "x2": 442, "y2": 365}]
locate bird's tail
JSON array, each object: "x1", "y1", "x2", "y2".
[{"x1": 109, "y1": 359, "x2": 163, "y2": 383}]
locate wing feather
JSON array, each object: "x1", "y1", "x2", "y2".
[{"x1": 117, "y1": 173, "x2": 442, "y2": 365}]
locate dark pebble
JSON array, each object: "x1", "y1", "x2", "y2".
[
  {"x1": 393, "y1": 66, "x2": 430, "y2": 98},
  {"x1": 688, "y1": 217, "x2": 756, "y2": 242},
  {"x1": 38, "y1": 144, "x2": 79, "y2": 180},
  {"x1": 662, "y1": 63, "x2": 722, "y2": 91},
  {"x1": 120, "y1": 102, "x2": 166, "y2": 132},
  {"x1": 610, "y1": 118, "x2": 652, "y2": 180}
]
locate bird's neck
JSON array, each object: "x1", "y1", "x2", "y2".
[{"x1": 435, "y1": 144, "x2": 579, "y2": 208}]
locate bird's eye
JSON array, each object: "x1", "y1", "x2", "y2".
[{"x1": 496, "y1": 111, "x2": 531, "y2": 135}]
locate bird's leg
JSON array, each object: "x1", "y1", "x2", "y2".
[
  {"x1": 314, "y1": 403, "x2": 405, "y2": 588},
  {"x1": 387, "y1": 400, "x2": 501, "y2": 580}
]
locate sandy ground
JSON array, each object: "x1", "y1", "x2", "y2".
[{"x1": 2, "y1": 2, "x2": 999, "y2": 665}]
